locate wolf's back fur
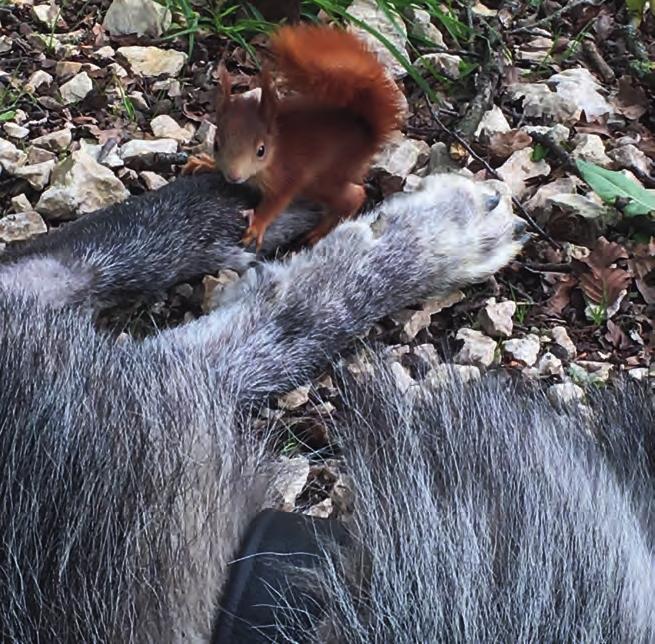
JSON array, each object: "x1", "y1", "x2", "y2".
[
  {"x1": 0, "y1": 173, "x2": 652, "y2": 642},
  {"x1": 312, "y1": 365, "x2": 655, "y2": 642}
]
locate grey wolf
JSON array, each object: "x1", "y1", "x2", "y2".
[{"x1": 0, "y1": 172, "x2": 651, "y2": 642}]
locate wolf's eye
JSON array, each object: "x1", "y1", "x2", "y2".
[{"x1": 256, "y1": 144, "x2": 266, "y2": 158}]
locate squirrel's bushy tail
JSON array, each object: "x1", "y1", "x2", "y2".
[{"x1": 270, "y1": 24, "x2": 404, "y2": 147}]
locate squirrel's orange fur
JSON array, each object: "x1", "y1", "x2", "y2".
[{"x1": 183, "y1": 24, "x2": 404, "y2": 248}]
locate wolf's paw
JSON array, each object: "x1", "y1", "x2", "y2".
[{"x1": 380, "y1": 173, "x2": 527, "y2": 288}]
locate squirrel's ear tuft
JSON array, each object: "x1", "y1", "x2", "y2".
[
  {"x1": 216, "y1": 64, "x2": 232, "y2": 115},
  {"x1": 258, "y1": 68, "x2": 278, "y2": 125}
]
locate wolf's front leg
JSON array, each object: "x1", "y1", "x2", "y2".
[{"x1": 158, "y1": 174, "x2": 527, "y2": 404}]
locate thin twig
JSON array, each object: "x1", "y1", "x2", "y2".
[
  {"x1": 427, "y1": 99, "x2": 562, "y2": 249},
  {"x1": 582, "y1": 39, "x2": 615, "y2": 83},
  {"x1": 523, "y1": 262, "x2": 573, "y2": 273},
  {"x1": 454, "y1": 63, "x2": 501, "y2": 140},
  {"x1": 453, "y1": 8, "x2": 505, "y2": 141},
  {"x1": 510, "y1": 0, "x2": 603, "y2": 35}
]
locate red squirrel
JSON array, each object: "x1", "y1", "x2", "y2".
[{"x1": 182, "y1": 23, "x2": 404, "y2": 249}]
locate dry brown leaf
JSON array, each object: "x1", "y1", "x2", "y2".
[
  {"x1": 587, "y1": 238, "x2": 629, "y2": 266},
  {"x1": 613, "y1": 76, "x2": 649, "y2": 121},
  {"x1": 629, "y1": 238, "x2": 655, "y2": 304},
  {"x1": 574, "y1": 115, "x2": 610, "y2": 137},
  {"x1": 83, "y1": 124, "x2": 123, "y2": 145},
  {"x1": 579, "y1": 270, "x2": 631, "y2": 305},
  {"x1": 543, "y1": 273, "x2": 577, "y2": 316},
  {"x1": 182, "y1": 102, "x2": 209, "y2": 123},
  {"x1": 577, "y1": 238, "x2": 631, "y2": 306},
  {"x1": 547, "y1": 210, "x2": 598, "y2": 247},
  {"x1": 91, "y1": 23, "x2": 108, "y2": 48},
  {"x1": 449, "y1": 142, "x2": 468, "y2": 163},
  {"x1": 571, "y1": 2, "x2": 605, "y2": 30},
  {"x1": 552, "y1": 37, "x2": 571, "y2": 54},
  {"x1": 72, "y1": 115, "x2": 98, "y2": 126},
  {"x1": 605, "y1": 319, "x2": 633, "y2": 350},
  {"x1": 488, "y1": 130, "x2": 533, "y2": 159}
]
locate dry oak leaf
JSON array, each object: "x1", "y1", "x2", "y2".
[
  {"x1": 488, "y1": 130, "x2": 533, "y2": 160},
  {"x1": 577, "y1": 237, "x2": 632, "y2": 307},
  {"x1": 629, "y1": 238, "x2": 655, "y2": 304},
  {"x1": 575, "y1": 118, "x2": 611, "y2": 137},
  {"x1": 612, "y1": 76, "x2": 649, "y2": 121},
  {"x1": 543, "y1": 273, "x2": 577, "y2": 316},
  {"x1": 605, "y1": 319, "x2": 633, "y2": 350},
  {"x1": 83, "y1": 124, "x2": 124, "y2": 145}
]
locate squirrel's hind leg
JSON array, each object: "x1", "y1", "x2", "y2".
[{"x1": 303, "y1": 182, "x2": 366, "y2": 246}]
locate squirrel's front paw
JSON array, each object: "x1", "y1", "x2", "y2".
[
  {"x1": 181, "y1": 153, "x2": 216, "y2": 176},
  {"x1": 241, "y1": 208, "x2": 255, "y2": 227},
  {"x1": 242, "y1": 219, "x2": 269, "y2": 251}
]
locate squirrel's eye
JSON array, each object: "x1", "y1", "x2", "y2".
[{"x1": 256, "y1": 144, "x2": 266, "y2": 158}]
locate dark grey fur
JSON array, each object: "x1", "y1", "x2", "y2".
[
  {"x1": 309, "y1": 363, "x2": 655, "y2": 643},
  {"x1": 0, "y1": 173, "x2": 652, "y2": 643},
  {"x1": 0, "y1": 174, "x2": 322, "y2": 310}
]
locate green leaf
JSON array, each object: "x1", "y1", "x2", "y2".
[
  {"x1": 632, "y1": 231, "x2": 652, "y2": 244},
  {"x1": 626, "y1": 0, "x2": 647, "y2": 20},
  {"x1": 0, "y1": 110, "x2": 16, "y2": 122},
  {"x1": 458, "y1": 59, "x2": 479, "y2": 79},
  {"x1": 531, "y1": 143, "x2": 548, "y2": 162},
  {"x1": 419, "y1": 0, "x2": 470, "y2": 44},
  {"x1": 576, "y1": 159, "x2": 655, "y2": 217}
]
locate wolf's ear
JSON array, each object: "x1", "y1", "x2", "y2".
[
  {"x1": 215, "y1": 64, "x2": 232, "y2": 116},
  {"x1": 258, "y1": 68, "x2": 278, "y2": 127}
]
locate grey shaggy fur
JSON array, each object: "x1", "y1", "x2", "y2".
[
  {"x1": 0, "y1": 174, "x2": 322, "y2": 309},
  {"x1": 0, "y1": 173, "x2": 652, "y2": 643},
  {"x1": 308, "y1": 363, "x2": 655, "y2": 643}
]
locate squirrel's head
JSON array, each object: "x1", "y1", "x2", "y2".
[{"x1": 213, "y1": 66, "x2": 278, "y2": 185}]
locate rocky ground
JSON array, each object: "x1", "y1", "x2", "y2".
[{"x1": 1, "y1": 0, "x2": 653, "y2": 515}]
